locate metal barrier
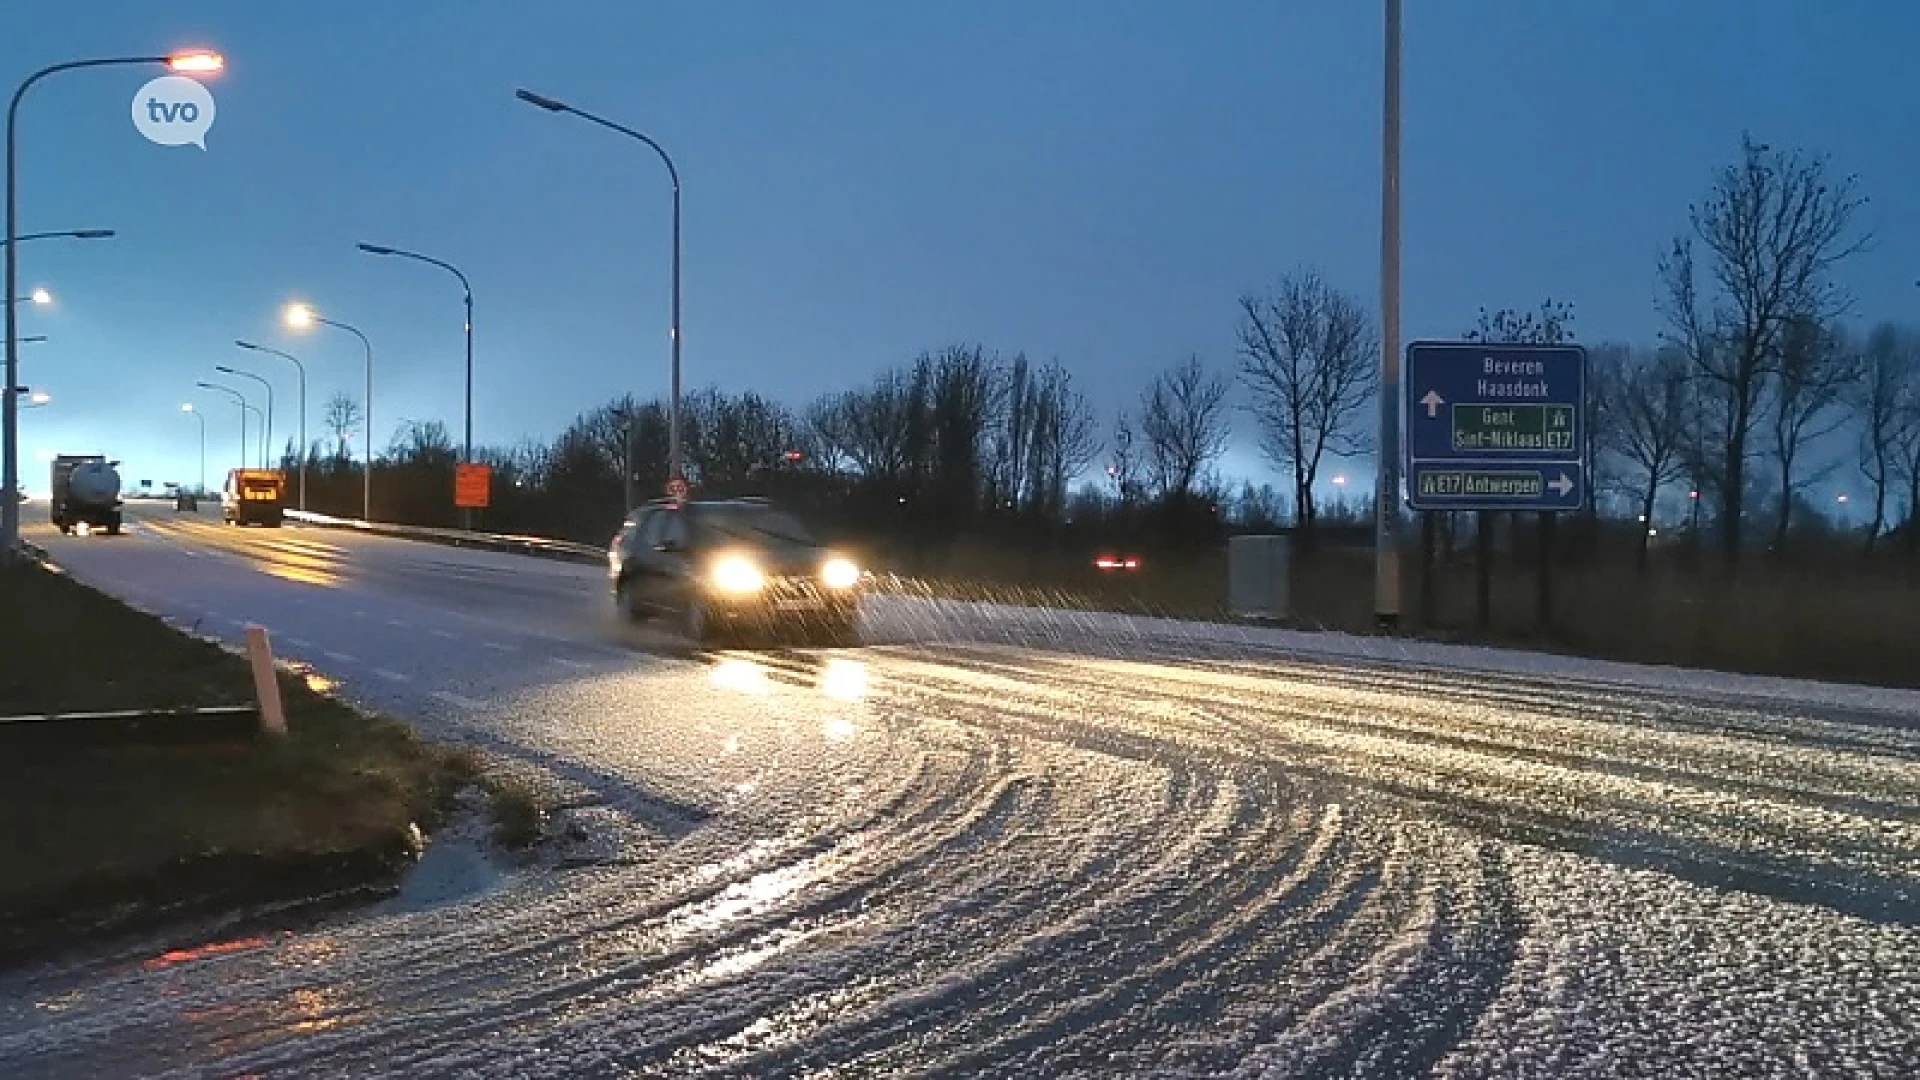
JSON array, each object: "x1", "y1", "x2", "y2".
[{"x1": 282, "y1": 510, "x2": 605, "y2": 565}]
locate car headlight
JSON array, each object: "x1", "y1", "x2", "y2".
[
  {"x1": 821, "y1": 557, "x2": 861, "y2": 589},
  {"x1": 710, "y1": 555, "x2": 765, "y2": 593}
]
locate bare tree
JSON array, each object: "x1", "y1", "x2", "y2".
[
  {"x1": 1768, "y1": 317, "x2": 1856, "y2": 548},
  {"x1": 1139, "y1": 355, "x2": 1231, "y2": 499},
  {"x1": 1604, "y1": 345, "x2": 1693, "y2": 572},
  {"x1": 1464, "y1": 299, "x2": 1576, "y2": 348},
  {"x1": 1237, "y1": 269, "x2": 1378, "y2": 535},
  {"x1": 1658, "y1": 134, "x2": 1870, "y2": 562},
  {"x1": 322, "y1": 392, "x2": 362, "y2": 459},
  {"x1": 1895, "y1": 373, "x2": 1920, "y2": 556},
  {"x1": 1108, "y1": 409, "x2": 1145, "y2": 507},
  {"x1": 1025, "y1": 361, "x2": 1100, "y2": 518},
  {"x1": 1851, "y1": 323, "x2": 1918, "y2": 550}
]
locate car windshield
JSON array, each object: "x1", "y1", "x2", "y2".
[{"x1": 694, "y1": 505, "x2": 815, "y2": 546}]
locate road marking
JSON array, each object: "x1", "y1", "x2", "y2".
[
  {"x1": 430, "y1": 628, "x2": 458, "y2": 640},
  {"x1": 323, "y1": 650, "x2": 357, "y2": 664},
  {"x1": 372, "y1": 668, "x2": 410, "y2": 682},
  {"x1": 553, "y1": 657, "x2": 592, "y2": 670},
  {"x1": 351, "y1": 610, "x2": 369, "y2": 619},
  {"x1": 431, "y1": 690, "x2": 487, "y2": 710},
  {"x1": 386, "y1": 619, "x2": 409, "y2": 628},
  {"x1": 482, "y1": 641, "x2": 516, "y2": 652},
  {"x1": 285, "y1": 636, "x2": 313, "y2": 648}
]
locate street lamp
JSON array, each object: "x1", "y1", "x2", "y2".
[
  {"x1": 1374, "y1": 0, "x2": 1403, "y2": 631},
  {"x1": 3, "y1": 48, "x2": 222, "y2": 561},
  {"x1": 181, "y1": 402, "x2": 205, "y2": 492},
  {"x1": 196, "y1": 380, "x2": 256, "y2": 470},
  {"x1": 214, "y1": 363, "x2": 273, "y2": 466},
  {"x1": 285, "y1": 302, "x2": 374, "y2": 520},
  {"x1": 18, "y1": 389, "x2": 48, "y2": 408},
  {"x1": 16, "y1": 288, "x2": 49, "y2": 306},
  {"x1": 355, "y1": 243, "x2": 472, "y2": 460},
  {"x1": 515, "y1": 87, "x2": 683, "y2": 499},
  {"x1": 235, "y1": 340, "x2": 305, "y2": 509},
  {"x1": 0, "y1": 229, "x2": 113, "y2": 247}
]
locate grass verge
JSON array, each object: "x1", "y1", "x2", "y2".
[
  {"x1": 0, "y1": 560, "x2": 484, "y2": 966},
  {"x1": 883, "y1": 542, "x2": 1920, "y2": 689}
]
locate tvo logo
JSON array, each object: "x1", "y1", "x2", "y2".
[{"x1": 131, "y1": 75, "x2": 216, "y2": 149}]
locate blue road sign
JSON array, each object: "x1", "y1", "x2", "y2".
[{"x1": 1404, "y1": 341, "x2": 1587, "y2": 512}]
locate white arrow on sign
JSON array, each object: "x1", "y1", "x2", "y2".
[
  {"x1": 1549, "y1": 473, "x2": 1574, "y2": 497},
  {"x1": 1419, "y1": 390, "x2": 1444, "y2": 418}
]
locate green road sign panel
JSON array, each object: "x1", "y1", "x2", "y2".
[{"x1": 1450, "y1": 403, "x2": 1576, "y2": 453}]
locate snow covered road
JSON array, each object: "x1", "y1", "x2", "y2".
[{"x1": 3, "y1": 505, "x2": 1916, "y2": 1076}]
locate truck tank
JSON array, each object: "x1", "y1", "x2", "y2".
[{"x1": 69, "y1": 460, "x2": 121, "y2": 506}]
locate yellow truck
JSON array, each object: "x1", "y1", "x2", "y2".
[{"x1": 223, "y1": 468, "x2": 286, "y2": 527}]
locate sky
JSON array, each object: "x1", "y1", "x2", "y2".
[{"x1": 6, "y1": 0, "x2": 1918, "y2": 507}]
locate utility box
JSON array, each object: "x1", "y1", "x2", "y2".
[{"x1": 1227, "y1": 534, "x2": 1291, "y2": 621}]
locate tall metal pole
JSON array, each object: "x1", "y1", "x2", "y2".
[
  {"x1": 236, "y1": 341, "x2": 305, "y2": 509},
  {"x1": 1375, "y1": 0, "x2": 1404, "y2": 630},
  {"x1": 216, "y1": 365, "x2": 272, "y2": 466},
  {"x1": 191, "y1": 409, "x2": 204, "y2": 491},
  {"x1": 515, "y1": 89, "x2": 684, "y2": 500},
  {"x1": 309, "y1": 318, "x2": 376, "y2": 520},
  {"x1": 4, "y1": 56, "x2": 170, "y2": 562},
  {"x1": 354, "y1": 244, "x2": 474, "y2": 524}
]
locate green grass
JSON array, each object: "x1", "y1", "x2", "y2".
[
  {"x1": 884, "y1": 541, "x2": 1920, "y2": 688},
  {"x1": 0, "y1": 561, "x2": 484, "y2": 959}
]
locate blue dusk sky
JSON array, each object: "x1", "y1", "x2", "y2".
[{"x1": 5, "y1": 0, "x2": 1917, "y2": 500}]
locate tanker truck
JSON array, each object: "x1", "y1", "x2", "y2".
[{"x1": 50, "y1": 454, "x2": 123, "y2": 535}]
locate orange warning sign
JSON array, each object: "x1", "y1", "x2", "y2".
[{"x1": 454, "y1": 462, "x2": 492, "y2": 508}]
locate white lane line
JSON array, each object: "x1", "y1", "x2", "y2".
[
  {"x1": 372, "y1": 668, "x2": 410, "y2": 682},
  {"x1": 430, "y1": 629, "x2": 458, "y2": 640},
  {"x1": 431, "y1": 690, "x2": 487, "y2": 710},
  {"x1": 386, "y1": 618, "x2": 409, "y2": 628},
  {"x1": 284, "y1": 636, "x2": 313, "y2": 648},
  {"x1": 352, "y1": 609, "x2": 369, "y2": 619},
  {"x1": 552, "y1": 657, "x2": 592, "y2": 670},
  {"x1": 482, "y1": 641, "x2": 516, "y2": 652},
  {"x1": 323, "y1": 650, "x2": 357, "y2": 664}
]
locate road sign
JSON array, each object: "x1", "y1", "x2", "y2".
[
  {"x1": 453, "y1": 462, "x2": 491, "y2": 509},
  {"x1": 665, "y1": 476, "x2": 689, "y2": 500},
  {"x1": 1404, "y1": 341, "x2": 1587, "y2": 512}
]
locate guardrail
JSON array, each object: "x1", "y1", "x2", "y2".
[{"x1": 283, "y1": 510, "x2": 605, "y2": 565}]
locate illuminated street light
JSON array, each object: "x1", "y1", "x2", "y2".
[
  {"x1": 284, "y1": 302, "x2": 374, "y2": 519},
  {"x1": 4, "y1": 46, "x2": 224, "y2": 559}
]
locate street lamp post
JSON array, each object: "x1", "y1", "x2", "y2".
[
  {"x1": 196, "y1": 381, "x2": 253, "y2": 470},
  {"x1": 181, "y1": 402, "x2": 206, "y2": 492},
  {"x1": 515, "y1": 87, "x2": 683, "y2": 500},
  {"x1": 0, "y1": 229, "x2": 113, "y2": 247},
  {"x1": 3, "y1": 50, "x2": 220, "y2": 562},
  {"x1": 214, "y1": 364, "x2": 273, "y2": 466},
  {"x1": 285, "y1": 304, "x2": 373, "y2": 520},
  {"x1": 1374, "y1": 0, "x2": 1404, "y2": 631},
  {"x1": 356, "y1": 241, "x2": 475, "y2": 525},
  {"x1": 235, "y1": 341, "x2": 306, "y2": 509}
]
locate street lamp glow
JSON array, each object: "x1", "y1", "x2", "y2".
[
  {"x1": 27, "y1": 287, "x2": 49, "y2": 305},
  {"x1": 26, "y1": 391, "x2": 47, "y2": 406},
  {"x1": 180, "y1": 402, "x2": 193, "y2": 413},
  {"x1": 168, "y1": 51, "x2": 224, "y2": 74},
  {"x1": 284, "y1": 303, "x2": 314, "y2": 329}
]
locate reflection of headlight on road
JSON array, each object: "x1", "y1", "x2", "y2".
[
  {"x1": 710, "y1": 556, "x2": 765, "y2": 593},
  {"x1": 821, "y1": 557, "x2": 860, "y2": 589}
]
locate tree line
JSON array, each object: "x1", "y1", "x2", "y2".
[{"x1": 276, "y1": 133, "x2": 1917, "y2": 564}]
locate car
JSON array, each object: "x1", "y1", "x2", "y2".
[{"x1": 609, "y1": 497, "x2": 864, "y2": 646}]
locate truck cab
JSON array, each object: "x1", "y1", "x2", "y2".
[{"x1": 223, "y1": 468, "x2": 286, "y2": 527}]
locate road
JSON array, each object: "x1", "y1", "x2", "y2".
[{"x1": 3, "y1": 501, "x2": 1917, "y2": 1077}]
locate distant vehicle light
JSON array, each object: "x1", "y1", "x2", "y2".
[
  {"x1": 710, "y1": 555, "x2": 765, "y2": 593},
  {"x1": 1094, "y1": 555, "x2": 1142, "y2": 572},
  {"x1": 821, "y1": 557, "x2": 860, "y2": 589}
]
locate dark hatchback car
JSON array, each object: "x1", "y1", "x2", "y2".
[{"x1": 609, "y1": 498, "x2": 865, "y2": 645}]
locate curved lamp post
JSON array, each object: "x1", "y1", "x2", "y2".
[
  {"x1": 285, "y1": 303, "x2": 374, "y2": 520},
  {"x1": 235, "y1": 340, "x2": 306, "y2": 509},
  {"x1": 515, "y1": 87, "x2": 683, "y2": 500},
  {"x1": 214, "y1": 363, "x2": 273, "y2": 465},
  {"x1": 3, "y1": 50, "x2": 220, "y2": 560},
  {"x1": 180, "y1": 402, "x2": 206, "y2": 492},
  {"x1": 196, "y1": 380, "x2": 258, "y2": 469}
]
